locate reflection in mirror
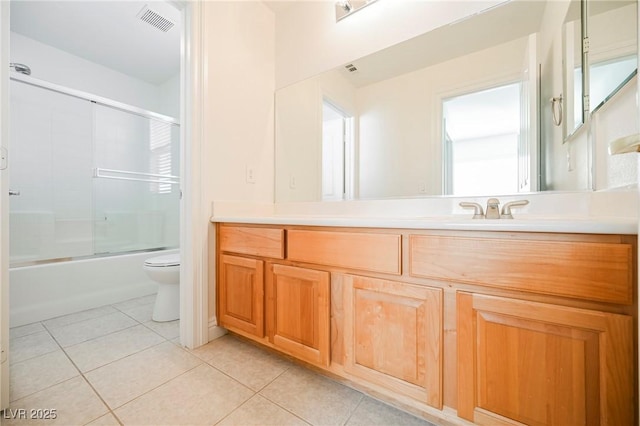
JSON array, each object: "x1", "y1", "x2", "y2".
[
  {"x1": 275, "y1": 0, "x2": 597, "y2": 202},
  {"x1": 587, "y1": 1, "x2": 637, "y2": 113},
  {"x1": 321, "y1": 101, "x2": 353, "y2": 200},
  {"x1": 562, "y1": 0, "x2": 583, "y2": 136},
  {"x1": 443, "y1": 83, "x2": 522, "y2": 196}
]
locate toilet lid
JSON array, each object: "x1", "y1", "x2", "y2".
[{"x1": 144, "y1": 254, "x2": 180, "y2": 267}]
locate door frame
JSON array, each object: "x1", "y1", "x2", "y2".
[
  {"x1": 176, "y1": 0, "x2": 209, "y2": 349},
  {"x1": 0, "y1": 0, "x2": 10, "y2": 410}
]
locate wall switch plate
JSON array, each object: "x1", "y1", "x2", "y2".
[
  {"x1": 246, "y1": 165, "x2": 256, "y2": 183},
  {"x1": 289, "y1": 174, "x2": 296, "y2": 189}
]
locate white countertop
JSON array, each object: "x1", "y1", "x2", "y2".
[{"x1": 211, "y1": 215, "x2": 638, "y2": 234}]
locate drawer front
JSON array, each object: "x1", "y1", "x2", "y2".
[
  {"x1": 409, "y1": 235, "x2": 633, "y2": 304},
  {"x1": 288, "y1": 230, "x2": 401, "y2": 275},
  {"x1": 219, "y1": 225, "x2": 285, "y2": 259}
]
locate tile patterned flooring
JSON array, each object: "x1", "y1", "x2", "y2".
[{"x1": 3, "y1": 295, "x2": 435, "y2": 426}]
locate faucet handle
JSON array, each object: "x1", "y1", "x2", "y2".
[
  {"x1": 501, "y1": 200, "x2": 529, "y2": 219},
  {"x1": 459, "y1": 202, "x2": 484, "y2": 219}
]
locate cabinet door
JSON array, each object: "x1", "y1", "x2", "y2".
[
  {"x1": 343, "y1": 275, "x2": 443, "y2": 409},
  {"x1": 266, "y1": 264, "x2": 330, "y2": 366},
  {"x1": 219, "y1": 255, "x2": 264, "y2": 338},
  {"x1": 458, "y1": 292, "x2": 633, "y2": 426}
]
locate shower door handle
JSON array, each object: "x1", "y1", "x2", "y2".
[{"x1": 9, "y1": 190, "x2": 20, "y2": 196}]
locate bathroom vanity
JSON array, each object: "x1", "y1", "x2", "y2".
[{"x1": 212, "y1": 219, "x2": 637, "y2": 425}]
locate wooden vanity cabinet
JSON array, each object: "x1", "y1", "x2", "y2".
[
  {"x1": 457, "y1": 292, "x2": 633, "y2": 426},
  {"x1": 343, "y1": 275, "x2": 443, "y2": 409},
  {"x1": 215, "y1": 224, "x2": 637, "y2": 425},
  {"x1": 217, "y1": 226, "x2": 285, "y2": 339},
  {"x1": 266, "y1": 264, "x2": 330, "y2": 366},
  {"x1": 218, "y1": 255, "x2": 265, "y2": 337},
  {"x1": 408, "y1": 233, "x2": 635, "y2": 425},
  {"x1": 217, "y1": 225, "x2": 332, "y2": 367}
]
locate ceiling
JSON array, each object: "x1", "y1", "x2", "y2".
[
  {"x1": 337, "y1": 0, "x2": 547, "y2": 88},
  {"x1": 10, "y1": 1, "x2": 181, "y2": 85}
]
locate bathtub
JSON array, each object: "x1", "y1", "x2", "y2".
[{"x1": 9, "y1": 248, "x2": 178, "y2": 327}]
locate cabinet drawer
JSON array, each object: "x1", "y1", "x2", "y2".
[
  {"x1": 288, "y1": 230, "x2": 401, "y2": 275},
  {"x1": 409, "y1": 235, "x2": 633, "y2": 304},
  {"x1": 219, "y1": 225, "x2": 285, "y2": 259}
]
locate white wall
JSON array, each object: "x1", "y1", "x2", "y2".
[
  {"x1": 274, "y1": 0, "x2": 504, "y2": 89},
  {"x1": 594, "y1": 78, "x2": 639, "y2": 189},
  {"x1": 159, "y1": 72, "x2": 181, "y2": 120},
  {"x1": 202, "y1": 1, "x2": 275, "y2": 204},
  {"x1": 10, "y1": 32, "x2": 179, "y2": 117},
  {"x1": 275, "y1": 70, "x2": 356, "y2": 202}
]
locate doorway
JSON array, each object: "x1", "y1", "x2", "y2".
[{"x1": 322, "y1": 100, "x2": 353, "y2": 201}]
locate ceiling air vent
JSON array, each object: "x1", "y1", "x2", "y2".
[
  {"x1": 137, "y1": 5, "x2": 175, "y2": 33},
  {"x1": 344, "y1": 64, "x2": 358, "y2": 72}
]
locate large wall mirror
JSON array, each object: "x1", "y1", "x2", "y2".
[
  {"x1": 587, "y1": 1, "x2": 637, "y2": 114},
  {"x1": 275, "y1": 0, "x2": 638, "y2": 202}
]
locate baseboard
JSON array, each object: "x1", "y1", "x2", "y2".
[{"x1": 208, "y1": 324, "x2": 227, "y2": 342}]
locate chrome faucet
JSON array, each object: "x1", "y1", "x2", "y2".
[
  {"x1": 459, "y1": 198, "x2": 529, "y2": 219},
  {"x1": 485, "y1": 198, "x2": 501, "y2": 219},
  {"x1": 459, "y1": 202, "x2": 484, "y2": 219},
  {"x1": 501, "y1": 200, "x2": 529, "y2": 219}
]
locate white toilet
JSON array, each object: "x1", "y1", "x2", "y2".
[{"x1": 143, "y1": 253, "x2": 180, "y2": 322}]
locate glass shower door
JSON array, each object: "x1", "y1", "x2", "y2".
[
  {"x1": 9, "y1": 80, "x2": 94, "y2": 265},
  {"x1": 92, "y1": 104, "x2": 180, "y2": 255}
]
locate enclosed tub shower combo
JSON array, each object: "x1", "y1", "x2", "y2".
[{"x1": 8, "y1": 73, "x2": 181, "y2": 326}]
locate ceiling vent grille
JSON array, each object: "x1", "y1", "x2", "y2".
[
  {"x1": 344, "y1": 64, "x2": 358, "y2": 73},
  {"x1": 137, "y1": 6, "x2": 175, "y2": 32}
]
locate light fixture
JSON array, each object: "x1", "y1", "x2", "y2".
[
  {"x1": 338, "y1": 1, "x2": 352, "y2": 13},
  {"x1": 335, "y1": 0, "x2": 379, "y2": 22}
]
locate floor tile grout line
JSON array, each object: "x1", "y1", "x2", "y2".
[
  {"x1": 43, "y1": 321, "x2": 142, "y2": 351},
  {"x1": 139, "y1": 320, "x2": 180, "y2": 341},
  {"x1": 255, "y1": 391, "x2": 315, "y2": 426},
  {"x1": 106, "y1": 360, "x2": 204, "y2": 414},
  {"x1": 341, "y1": 393, "x2": 365, "y2": 426},
  {"x1": 60, "y1": 329, "x2": 127, "y2": 426},
  {"x1": 111, "y1": 303, "x2": 156, "y2": 325},
  {"x1": 41, "y1": 305, "x2": 123, "y2": 330},
  {"x1": 6, "y1": 374, "x2": 82, "y2": 407},
  {"x1": 211, "y1": 391, "x2": 257, "y2": 426},
  {"x1": 8, "y1": 330, "x2": 60, "y2": 365},
  {"x1": 8, "y1": 321, "x2": 47, "y2": 340},
  {"x1": 62, "y1": 333, "x2": 199, "y2": 420},
  {"x1": 73, "y1": 339, "x2": 168, "y2": 375}
]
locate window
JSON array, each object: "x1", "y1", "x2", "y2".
[
  {"x1": 443, "y1": 83, "x2": 523, "y2": 196},
  {"x1": 149, "y1": 120, "x2": 173, "y2": 194}
]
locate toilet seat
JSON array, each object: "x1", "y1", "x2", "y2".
[{"x1": 144, "y1": 254, "x2": 180, "y2": 268}]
